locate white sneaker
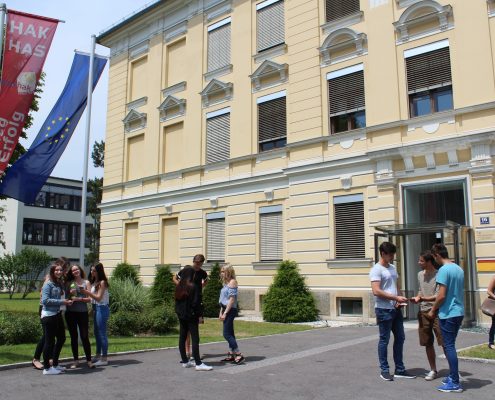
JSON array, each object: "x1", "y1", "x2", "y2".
[
  {"x1": 425, "y1": 370, "x2": 437, "y2": 381},
  {"x1": 93, "y1": 360, "x2": 108, "y2": 366},
  {"x1": 43, "y1": 367, "x2": 62, "y2": 375},
  {"x1": 195, "y1": 363, "x2": 213, "y2": 371},
  {"x1": 54, "y1": 365, "x2": 66, "y2": 372},
  {"x1": 181, "y1": 361, "x2": 194, "y2": 368}
]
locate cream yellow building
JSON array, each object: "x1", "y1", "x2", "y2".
[{"x1": 96, "y1": 0, "x2": 495, "y2": 325}]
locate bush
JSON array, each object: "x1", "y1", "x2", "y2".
[
  {"x1": 262, "y1": 260, "x2": 318, "y2": 323},
  {"x1": 202, "y1": 263, "x2": 223, "y2": 317},
  {"x1": 141, "y1": 304, "x2": 178, "y2": 334},
  {"x1": 107, "y1": 310, "x2": 140, "y2": 336},
  {"x1": 112, "y1": 262, "x2": 141, "y2": 286},
  {"x1": 109, "y1": 277, "x2": 150, "y2": 313},
  {"x1": 150, "y1": 265, "x2": 175, "y2": 306},
  {"x1": 0, "y1": 312, "x2": 42, "y2": 345}
]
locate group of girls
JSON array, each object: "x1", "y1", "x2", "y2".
[
  {"x1": 174, "y1": 257, "x2": 244, "y2": 371},
  {"x1": 32, "y1": 258, "x2": 110, "y2": 375}
]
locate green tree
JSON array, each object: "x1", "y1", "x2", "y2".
[
  {"x1": 150, "y1": 264, "x2": 175, "y2": 306},
  {"x1": 17, "y1": 247, "x2": 51, "y2": 298},
  {"x1": 0, "y1": 253, "x2": 21, "y2": 299},
  {"x1": 262, "y1": 260, "x2": 318, "y2": 323},
  {"x1": 112, "y1": 262, "x2": 141, "y2": 286},
  {"x1": 202, "y1": 263, "x2": 223, "y2": 317}
]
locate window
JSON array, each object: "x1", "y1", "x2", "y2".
[
  {"x1": 258, "y1": 91, "x2": 287, "y2": 152},
  {"x1": 326, "y1": 0, "x2": 360, "y2": 23},
  {"x1": 257, "y1": 0, "x2": 285, "y2": 52},
  {"x1": 334, "y1": 194, "x2": 365, "y2": 258},
  {"x1": 22, "y1": 219, "x2": 90, "y2": 247},
  {"x1": 260, "y1": 205, "x2": 283, "y2": 261},
  {"x1": 339, "y1": 298, "x2": 363, "y2": 316},
  {"x1": 206, "y1": 108, "x2": 230, "y2": 164},
  {"x1": 27, "y1": 186, "x2": 83, "y2": 211},
  {"x1": 327, "y1": 64, "x2": 366, "y2": 134},
  {"x1": 206, "y1": 212, "x2": 225, "y2": 262},
  {"x1": 207, "y1": 17, "x2": 231, "y2": 72},
  {"x1": 405, "y1": 41, "x2": 453, "y2": 118}
]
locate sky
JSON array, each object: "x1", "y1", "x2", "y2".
[{"x1": 5, "y1": 0, "x2": 158, "y2": 180}]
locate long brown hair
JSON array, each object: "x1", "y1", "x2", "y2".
[
  {"x1": 49, "y1": 264, "x2": 64, "y2": 286},
  {"x1": 67, "y1": 264, "x2": 86, "y2": 282},
  {"x1": 89, "y1": 262, "x2": 109, "y2": 288},
  {"x1": 175, "y1": 266, "x2": 194, "y2": 300}
]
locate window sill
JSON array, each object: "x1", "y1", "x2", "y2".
[
  {"x1": 407, "y1": 109, "x2": 455, "y2": 133},
  {"x1": 253, "y1": 43, "x2": 287, "y2": 64},
  {"x1": 326, "y1": 258, "x2": 373, "y2": 269},
  {"x1": 252, "y1": 261, "x2": 281, "y2": 270},
  {"x1": 204, "y1": 64, "x2": 233, "y2": 82},
  {"x1": 322, "y1": 11, "x2": 363, "y2": 35}
]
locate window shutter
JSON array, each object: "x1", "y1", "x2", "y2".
[
  {"x1": 207, "y1": 23, "x2": 231, "y2": 72},
  {"x1": 328, "y1": 70, "x2": 365, "y2": 117},
  {"x1": 206, "y1": 113, "x2": 230, "y2": 164},
  {"x1": 207, "y1": 218, "x2": 225, "y2": 262},
  {"x1": 326, "y1": 0, "x2": 360, "y2": 22},
  {"x1": 334, "y1": 201, "x2": 365, "y2": 258},
  {"x1": 405, "y1": 47, "x2": 452, "y2": 94},
  {"x1": 258, "y1": 97, "x2": 286, "y2": 144},
  {"x1": 260, "y1": 212, "x2": 283, "y2": 261},
  {"x1": 257, "y1": 0, "x2": 285, "y2": 52}
]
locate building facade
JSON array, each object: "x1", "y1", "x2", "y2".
[
  {"x1": 97, "y1": 0, "x2": 495, "y2": 324},
  {"x1": 0, "y1": 177, "x2": 92, "y2": 262}
]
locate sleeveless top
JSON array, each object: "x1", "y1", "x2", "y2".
[{"x1": 91, "y1": 282, "x2": 109, "y2": 305}]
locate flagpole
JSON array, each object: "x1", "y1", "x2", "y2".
[
  {"x1": 79, "y1": 34, "x2": 96, "y2": 267},
  {"x1": 0, "y1": 4, "x2": 7, "y2": 76}
]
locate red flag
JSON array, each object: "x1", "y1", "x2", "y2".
[{"x1": 0, "y1": 10, "x2": 59, "y2": 174}]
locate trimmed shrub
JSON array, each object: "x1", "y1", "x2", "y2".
[
  {"x1": 150, "y1": 265, "x2": 175, "y2": 306},
  {"x1": 109, "y1": 277, "x2": 150, "y2": 313},
  {"x1": 112, "y1": 262, "x2": 141, "y2": 286},
  {"x1": 141, "y1": 303, "x2": 178, "y2": 334},
  {"x1": 262, "y1": 260, "x2": 318, "y2": 323},
  {"x1": 0, "y1": 312, "x2": 42, "y2": 345},
  {"x1": 202, "y1": 263, "x2": 223, "y2": 317},
  {"x1": 107, "y1": 310, "x2": 140, "y2": 336}
]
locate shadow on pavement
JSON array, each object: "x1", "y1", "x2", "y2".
[
  {"x1": 463, "y1": 378, "x2": 493, "y2": 390},
  {"x1": 107, "y1": 359, "x2": 143, "y2": 368}
]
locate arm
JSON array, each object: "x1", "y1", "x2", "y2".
[
  {"x1": 371, "y1": 281, "x2": 407, "y2": 303},
  {"x1": 427, "y1": 284, "x2": 447, "y2": 319},
  {"x1": 173, "y1": 275, "x2": 179, "y2": 286},
  {"x1": 81, "y1": 281, "x2": 107, "y2": 302},
  {"x1": 220, "y1": 280, "x2": 238, "y2": 320},
  {"x1": 41, "y1": 283, "x2": 70, "y2": 306},
  {"x1": 487, "y1": 276, "x2": 495, "y2": 300},
  {"x1": 73, "y1": 281, "x2": 92, "y2": 303}
]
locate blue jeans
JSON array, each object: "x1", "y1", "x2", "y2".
[
  {"x1": 223, "y1": 308, "x2": 239, "y2": 352},
  {"x1": 376, "y1": 308, "x2": 405, "y2": 373},
  {"x1": 93, "y1": 304, "x2": 110, "y2": 357},
  {"x1": 439, "y1": 316, "x2": 463, "y2": 384}
]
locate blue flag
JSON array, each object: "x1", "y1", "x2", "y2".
[{"x1": 0, "y1": 52, "x2": 107, "y2": 203}]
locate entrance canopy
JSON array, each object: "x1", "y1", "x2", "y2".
[{"x1": 374, "y1": 220, "x2": 460, "y2": 235}]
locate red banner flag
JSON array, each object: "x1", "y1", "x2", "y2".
[{"x1": 0, "y1": 10, "x2": 59, "y2": 174}]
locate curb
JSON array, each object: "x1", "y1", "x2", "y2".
[{"x1": 437, "y1": 342, "x2": 495, "y2": 365}]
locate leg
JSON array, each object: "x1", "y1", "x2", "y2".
[
  {"x1": 65, "y1": 311, "x2": 79, "y2": 361},
  {"x1": 188, "y1": 319, "x2": 201, "y2": 366},
  {"x1": 77, "y1": 312, "x2": 92, "y2": 362},
  {"x1": 96, "y1": 305, "x2": 110, "y2": 359},
  {"x1": 178, "y1": 319, "x2": 189, "y2": 363},
  {"x1": 439, "y1": 316, "x2": 463, "y2": 384},
  {"x1": 425, "y1": 345, "x2": 437, "y2": 372},
  {"x1": 93, "y1": 307, "x2": 101, "y2": 358},
  {"x1": 41, "y1": 315, "x2": 56, "y2": 370},
  {"x1": 186, "y1": 333, "x2": 192, "y2": 357},
  {"x1": 33, "y1": 306, "x2": 44, "y2": 362},
  {"x1": 52, "y1": 314, "x2": 66, "y2": 367},
  {"x1": 489, "y1": 315, "x2": 495, "y2": 346},
  {"x1": 223, "y1": 309, "x2": 239, "y2": 352},
  {"x1": 376, "y1": 308, "x2": 393, "y2": 374},
  {"x1": 419, "y1": 311, "x2": 437, "y2": 372},
  {"x1": 391, "y1": 309, "x2": 405, "y2": 373}
]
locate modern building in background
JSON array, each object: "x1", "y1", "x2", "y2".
[
  {"x1": 96, "y1": 0, "x2": 494, "y2": 325},
  {"x1": 0, "y1": 177, "x2": 92, "y2": 262}
]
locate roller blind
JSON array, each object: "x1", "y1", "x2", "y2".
[
  {"x1": 334, "y1": 200, "x2": 365, "y2": 258},
  {"x1": 206, "y1": 113, "x2": 230, "y2": 164},
  {"x1": 258, "y1": 96, "x2": 286, "y2": 143},
  {"x1": 328, "y1": 70, "x2": 365, "y2": 117},
  {"x1": 260, "y1": 211, "x2": 283, "y2": 261},
  {"x1": 257, "y1": 0, "x2": 285, "y2": 52},
  {"x1": 405, "y1": 47, "x2": 452, "y2": 94},
  {"x1": 207, "y1": 22, "x2": 231, "y2": 72},
  {"x1": 207, "y1": 218, "x2": 225, "y2": 262},
  {"x1": 326, "y1": 0, "x2": 360, "y2": 22}
]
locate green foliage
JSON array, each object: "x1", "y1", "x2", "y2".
[
  {"x1": 85, "y1": 176, "x2": 103, "y2": 267},
  {"x1": 108, "y1": 277, "x2": 150, "y2": 313},
  {"x1": 107, "y1": 310, "x2": 139, "y2": 337},
  {"x1": 202, "y1": 263, "x2": 223, "y2": 317},
  {"x1": 0, "y1": 253, "x2": 22, "y2": 299},
  {"x1": 16, "y1": 247, "x2": 51, "y2": 299},
  {"x1": 112, "y1": 262, "x2": 141, "y2": 285},
  {"x1": 92, "y1": 140, "x2": 105, "y2": 168},
  {"x1": 150, "y1": 265, "x2": 175, "y2": 306},
  {"x1": 141, "y1": 303, "x2": 178, "y2": 335},
  {"x1": 0, "y1": 312, "x2": 42, "y2": 345},
  {"x1": 262, "y1": 260, "x2": 318, "y2": 323}
]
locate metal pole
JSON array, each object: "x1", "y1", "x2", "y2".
[
  {"x1": 0, "y1": 4, "x2": 7, "y2": 79},
  {"x1": 79, "y1": 35, "x2": 96, "y2": 267}
]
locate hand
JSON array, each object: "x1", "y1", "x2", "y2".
[
  {"x1": 410, "y1": 296, "x2": 421, "y2": 304},
  {"x1": 64, "y1": 299, "x2": 73, "y2": 306},
  {"x1": 427, "y1": 310, "x2": 436, "y2": 320},
  {"x1": 396, "y1": 296, "x2": 408, "y2": 304},
  {"x1": 219, "y1": 313, "x2": 226, "y2": 321},
  {"x1": 80, "y1": 288, "x2": 90, "y2": 296},
  {"x1": 70, "y1": 289, "x2": 77, "y2": 296}
]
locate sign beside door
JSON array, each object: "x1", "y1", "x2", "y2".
[{"x1": 480, "y1": 217, "x2": 490, "y2": 225}]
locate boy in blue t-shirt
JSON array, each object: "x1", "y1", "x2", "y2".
[{"x1": 429, "y1": 244, "x2": 464, "y2": 393}]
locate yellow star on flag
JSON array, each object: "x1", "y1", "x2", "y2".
[
  {"x1": 52, "y1": 120, "x2": 56, "y2": 124},
  {"x1": 58, "y1": 117, "x2": 63, "y2": 121},
  {"x1": 47, "y1": 126, "x2": 51, "y2": 131}
]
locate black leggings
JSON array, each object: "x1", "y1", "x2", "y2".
[
  {"x1": 489, "y1": 315, "x2": 495, "y2": 345},
  {"x1": 65, "y1": 310, "x2": 91, "y2": 362},
  {"x1": 179, "y1": 318, "x2": 201, "y2": 365},
  {"x1": 41, "y1": 313, "x2": 66, "y2": 369},
  {"x1": 34, "y1": 305, "x2": 44, "y2": 360}
]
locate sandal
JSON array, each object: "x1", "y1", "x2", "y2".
[
  {"x1": 32, "y1": 359, "x2": 43, "y2": 370},
  {"x1": 87, "y1": 361, "x2": 95, "y2": 369},
  {"x1": 488, "y1": 344, "x2": 495, "y2": 350},
  {"x1": 221, "y1": 352, "x2": 235, "y2": 362},
  {"x1": 234, "y1": 353, "x2": 245, "y2": 364}
]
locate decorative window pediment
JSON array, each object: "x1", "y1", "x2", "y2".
[
  {"x1": 319, "y1": 28, "x2": 367, "y2": 65},
  {"x1": 200, "y1": 79, "x2": 233, "y2": 107},
  {"x1": 123, "y1": 109, "x2": 147, "y2": 133},
  {"x1": 158, "y1": 95, "x2": 186, "y2": 122},
  {"x1": 250, "y1": 60, "x2": 288, "y2": 91},
  {"x1": 394, "y1": 0, "x2": 453, "y2": 43}
]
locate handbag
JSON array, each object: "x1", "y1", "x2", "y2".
[{"x1": 481, "y1": 297, "x2": 495, "y2": 317}]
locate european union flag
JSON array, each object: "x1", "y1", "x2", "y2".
[{"x1": 0, "y1": 52, "x2": 107, "y2": 203}]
